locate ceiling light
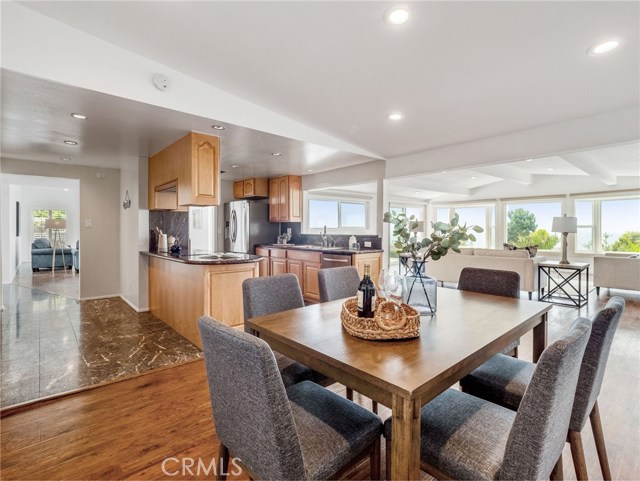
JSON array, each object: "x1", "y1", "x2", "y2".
[
  {"x1": 307, "y1": 169, "x2": 313, "y2": 172},
  {"x1": 388, "y1": 7, "x2": 410, "y2": 25},
  {"x1": 64, "y1": 188, "x2": 70, "y2": 191},
  {"x1": 587, "y1": 39, "x2": 620, "y2": 56},
  {"x1": 63, "y1": 140, "x2": 78, "y2": 145},
  {"x1": 271, "y1": 152, "x2": 282, "y2": 156},
  {"x1": 525, "y1": 159, "x2": 533, "y2": 162},
  {"x1": 71, "y1": 113, "x2": 87, "y2": 120},
  {"x1": 60, "y1": 157, "x2": 71, "y2": 161},
  {"x1": 211, "y1": 125, "x2": 225, "y2": 130},
  {"x1": 231, "y1": 164, "x2": 239, "y2": 168},
  {"x1": 469, "y1": 176, "x2": 477, "y2": 180},
  {"x1": 547, "y1": 167, "x2": 555, "y2": 171},
  {"x1": 440, "y1": 170, "x2": 447, "y2": 174},
  {"x1": 414, "y1": 191, "x2": 421, "y2": 195},
  {"x1": 388, "y1": 112, "x2": 404, "y2": 121}
]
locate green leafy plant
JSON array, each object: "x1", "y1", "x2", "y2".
[{"x1": 383, "y1": 211, "x2": 484, "y2": 261}]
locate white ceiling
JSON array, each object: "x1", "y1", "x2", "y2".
[
  {"x1": 0, "y1": 70, "x2": 377, "y2": 179},
  {"x1": 19, "y1": 1, "x2": 640, "y2": 160},
  {"x1": 1, "y1": 173, "x2": 78, "y2": 190}
]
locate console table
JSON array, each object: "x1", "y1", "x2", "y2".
[{"x1": 538, "y1": 261, "x2": 590, "y2": 308}]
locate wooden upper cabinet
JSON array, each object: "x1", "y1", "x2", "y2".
[
  {"x1": 269, "y1": 175, "x2": 302, "y2": 223},
  {"x1": 149, "y1": 131, "x2": 220, "y2": 210},
  {"x1": 233, "y1": 181, "x2": 244, "y2": 199},
  {"x1": 233, "y1": 178, "x2": 269, "y2": 199}
]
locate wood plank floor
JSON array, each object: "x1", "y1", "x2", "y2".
[{"x1": 1, "y1": 289, "x2": 638, "y2": 480}]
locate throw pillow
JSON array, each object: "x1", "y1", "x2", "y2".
[
  {"x1": 503, "y1": 243, "x2": 517, "y2": 251},
  {"x1": 525, "y1": 245, "x2": 538, "y2": 257},
  {"x1": 33, "y1": 238, "x2": 51, "y2": 249}
]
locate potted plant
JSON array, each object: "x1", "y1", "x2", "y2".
[{"x1": 383, "y1": 211, "x2": 484, "y2": 314}]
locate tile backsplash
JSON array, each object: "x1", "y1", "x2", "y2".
[
  {"x1": 281, "y1": 222, "x2": 382, "y2": 249},
  {"x1": 149, "y1": 211, "x2": 189, "y2": 251}
]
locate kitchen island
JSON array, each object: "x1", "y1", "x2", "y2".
[{"x1": 141, "y1": 251, "x2": 261, "y2": 348}]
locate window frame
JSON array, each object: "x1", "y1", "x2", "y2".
[
  {"x1": 502, "y1": 197, "x2": 564, "y2": 252},
  {"x1": 32, "y1": 209, "x2": 67, "y2": 244},
  {"x1": 430, "y1": 202, "x2": 496, "y2": 249},
  {"x1": 303, "y1": 192, "x2": 374, "y2": 235}
]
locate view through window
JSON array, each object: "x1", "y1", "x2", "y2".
[
  {"x1": 308, "y1": 199, "x2": 367, "y2": 229},
  {"x1": 435, "y1": 205, "x2": 495, "y2": 248},
  {"x1": 33, "y1": 209, "x2": 67, "y2": 243},
  {"x1": 576, "y1": 197, "x2": 640, "y2": 252},
  {"x1": 505, "y1": 201, "x2": 561, "y2": 250}
]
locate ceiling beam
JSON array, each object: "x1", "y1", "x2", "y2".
[
  {"x1": 399, "y1": 179, "x2": 471, "y2": 196},
  {"x1": 560, "y1": 152, "x2": 618, "y2": 186},
  {"x1": 473, "y1": 165, "x2": 533, "y2": 185}
]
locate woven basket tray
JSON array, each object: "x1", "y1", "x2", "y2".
[{"x1": 341, "y1": 297, "x2": 420, "y2": 341}]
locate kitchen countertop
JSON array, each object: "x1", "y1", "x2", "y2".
[
  {"x1": 257, "y1": 244, "x2": 384, "y2": 255},
  {"x1": 141, "y1": 251, "x2": 262, "y2": 265}
]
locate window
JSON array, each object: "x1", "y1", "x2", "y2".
[
  {"x1": 575, "y1": 200, "x2": 594, "y2": 252},
  {"x1": 432, "y1": 204, "x2": 495, "y2": 248},
  {"x1": 505, "y1": 201, "x2": 561, "y2": 250},
  {"x1": 33, "y1": 209, "x2": 67, "y2": 243},
  {"x1": 307, "y1": 199, "x2": 368, "y2": 230},
  {"x1": 387, "y1": 205, "x2": 425, "y2": 264},
  {"x1": 601, "y1": 198, "x2": 640, "y2": 252}
]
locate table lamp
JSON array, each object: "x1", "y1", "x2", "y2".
[{"x1": 552, "y1": 214, "x2": 577, "y2": 265}]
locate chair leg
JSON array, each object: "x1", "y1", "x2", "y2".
[
  {"x1": 372, "y1": 400, "x2": 378, "y2": 414},
  {"x1": 568, "y1": 430, "x2": 589, "y2": 481},
  {"x1": 596, "y1": 287, "x2": 601, "y2": 295},
  {"x1": 216, "y1": 443, "x2": 229, "y2": 481},
  {"x1": 346, "y1": 387, "x2": 354, "y2": 401},
  {"x1": 370, "y1": 437, "x2": 381, "y2": 481},
  {"x1": 512, "y1": 345, "x2": 519, "y2": 358},
  {"x1": 385, "y1": 437, "x2": 391, "y2": 481},
  {"x1": 551, "y1": 453, "x2": 564, "y2": 481},
  {"x1": 528, "y1": 291, "x2": 532, "y2": 300},
  {"x1": 590, "y1": 401, "x2": 612, "y2": 480}
]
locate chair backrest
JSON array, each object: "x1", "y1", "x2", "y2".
[
  {"x1": 500, "y1": 317, "x2": 592, "y2": 480},
  {"x1": 458, "y1": 267, "x2": 520, "y2": 298},
  {"x1": 242, "y1": 274, "x2": 304, "y2": 332},
  {"x1": 198, "y1": 316, "x2": 307, "y2": 480},
  {"x1": 570, "y1": 296, "x2": 625, "y2": 431},
  {"x1": 318, "y1": 266, "x2": 361, "y2": 302}
]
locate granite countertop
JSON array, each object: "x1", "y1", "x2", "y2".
[
  {"x1": 258, "y1": 244, "x2": 384, "y2": 255},
  {"x1": 141, "y1": 251, "x2": 262, "y2": 265}
]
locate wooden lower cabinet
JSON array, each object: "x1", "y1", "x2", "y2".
[
  {"x1": 303, "y1": 261, "x2": 321, "y2": 302},
  {"x1": 255, "y1": 247, "x2": 270, "y2": 276},
  {"x1": 148, "y1": 256, "x2": 259, "y2": 349},
  {"x1": 270, "y1": 257, "x2": 287, "y2": 276},
  {"x1": 353, "y1": 252, "x2": 382, "y2": 288},
  {"x1": 286, "y1": 259, "x2": 303, "y2": 290}
]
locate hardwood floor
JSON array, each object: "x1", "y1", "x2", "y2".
[{"x1": 1, "y1": 289, "x2": 638, "y2": 480}]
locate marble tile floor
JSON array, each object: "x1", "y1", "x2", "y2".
[
  {"x1": 0, "y1": 284, "x2": 202, "y2": 408},
  {"x1": 13, "y1": 262, "x2": 80, "y2": 299}
]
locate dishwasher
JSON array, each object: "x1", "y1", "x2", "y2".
[{"x1": 321, "y1": 252, "x2": 353, "y2": 268}]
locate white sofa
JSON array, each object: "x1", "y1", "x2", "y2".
[
  {"x1": 421, "y1": 248, "x2": 547, "y2": 299},
  {"x1": 594, "y1": 253, "x2": 640, "y2": 294}
]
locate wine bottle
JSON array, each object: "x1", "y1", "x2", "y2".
[{"x1": 357, "y1": 264, "x2": 376, "y2": 318}]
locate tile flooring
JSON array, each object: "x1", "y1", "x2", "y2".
[
  {"x1": 1, "y1": 284, "x2": 202, "y2": 408},
  {"x1": 13, "y1": 262, "x2": 80, "y2": 299}
]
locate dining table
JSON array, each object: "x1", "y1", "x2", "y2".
[{"x1": 246, "y1": 288, "x2": 552, "y2": 480}]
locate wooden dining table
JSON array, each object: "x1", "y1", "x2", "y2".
[{"x1": 246, "y1": 288, "x2": 552, "y2": 480}]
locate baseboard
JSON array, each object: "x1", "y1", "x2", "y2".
[
  {"x1": 79, "y1": 294, "x2": 121, "y2": 301},
  {"x1": 119, "y1": 295, "x2": 150, "y2": 313}
]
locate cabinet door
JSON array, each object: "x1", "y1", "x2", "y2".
[
  {"x1": 353, "y1": 253, "x2": 382, "y2": 288},
  {"x1": 278, "y1": 176, "x2": 289, "y2": 222},
  {"x1": 255, "y1": 247, "x2": 270, "y2": 277},
  {"x1": 233, "y1": 181, "x2": 244, "y2": 199},
  {"x1": 269, "y1": 178, "x2": 280, "y2": 222},
  {"x1": 192, "y1": 137, "x2": 218, "y2": 203},
  {"x1": 270, "y1": 258, "x2": 287, "y2": 276},
  {"x1": 286, "y1": 259, "x2": 304, "y2": 291},
  {"x1": 303, "y1": 261, "x2": 321, "y2": 302},
  {"x1": 243, "y1": 179, "x2": 255, "y2": 197},
  {"x1": 289, "y1": 176, "x2": 302, "y2": 222}
]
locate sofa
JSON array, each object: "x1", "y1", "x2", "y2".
[
  {"x1": 31, "y1": 238, "x2": 73, "y2": 271},
  {"x1": 594, "y1": 253, "x2": 640, "y2": 294},
  {"x1": 72, "y1": 240, "x2": 80, "y2": 273},
  {"x1": 422, "y1": 248, "x2": 547, "y2": 299}
]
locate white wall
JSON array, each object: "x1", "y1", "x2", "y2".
[
  {"x1": 0, "y1": 181, "x2": 21, "y2": 283},
  {"x1": 1, "y1": 158, "x2": 120, "y2": 299}
]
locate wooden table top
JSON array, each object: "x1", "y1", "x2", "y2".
[{"x1": 247, "y1": 288, "x2": 552, "y2": 403}]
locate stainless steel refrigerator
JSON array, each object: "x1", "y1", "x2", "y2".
[{"x1": 224, "y1": 201, "x2": 280, "y2": 253}]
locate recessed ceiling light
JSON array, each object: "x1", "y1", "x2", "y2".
[
  {"x1": 63, "y1": 140, "x2": 78, "y2": 145},
  {"x1": 71, "y1": 113, "x2": 87, "y2": 120},
  {"x1": 231, "y1": 164, "x2": 239, "y2": 168},
  {"x1": 547, "y1": 167, "x2": 555, "y2": 171},
  {"x1": 307, "y1": 169, "x2": 313, "y2": 172},
  {"x1": 525, "y1": 159, "x2": 533, "y2": 162},
  {"x1": 211, "y1": 125, "x2": 225, "y2": 130},
  {"x1": 60, "y1": 157, "x2": 71, "y2": 161},
  {"x1": 388, "y1": 112, "x2": 404, "y2": 121},
  {"x1": 63, "y1": 188, "x2": 70, "y2": 191},
  {"x1": 271, "y1": 152, "x2": 282, "y2": 156},
  {"x1": 587, "y1": 39, "x2": 621, "y2": 56},
  {"x1": 388, "y1": 7, "x2": 410, "y2": 25},
  {"x1": 469, "y1": 176, "x2": 477, "y2": 180},
  {"x1": 414, "y1": 191, "x2": 421, "y2": 195},
  {"x1": 440, "y1": 170, "x2": 448, "y2": 174}
]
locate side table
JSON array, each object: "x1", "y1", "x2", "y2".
[{"x1": 538, "y1": 261, "x2": 590, "y2": 308}]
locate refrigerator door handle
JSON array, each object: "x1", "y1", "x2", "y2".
[{"x1": 231, "y1": 210, "x2": 237, "y2": 243}]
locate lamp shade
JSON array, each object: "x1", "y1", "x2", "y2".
[
  {"x1": 45, "y1": 218, "x2": 66, "y2": 229},
  {"x1": 552, "y1": 214, "x2": 577, "y2": 233}
]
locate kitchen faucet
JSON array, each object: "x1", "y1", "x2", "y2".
[{"x1": 321, "y1": 226, "x2": 335, "y2": 247}]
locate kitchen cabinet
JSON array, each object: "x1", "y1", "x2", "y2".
[
  {"x1": 255, "y1": 247, "x2": 270, "y2": 276},
  {"x1": 302, "y1": 261, "x2": 321, "y2": 302},
  {"x1": 269, "y1": 248, "x2": 288, "y2": 276},
  {"x1": 353, "y1": 252, "x2": 382, "y2": 288},
  {"x1": 148, "y1": 131, "x2": 220, "y2": 210},
  {"x1": 286, "y1": 258, "x2": 303, "y2": 289},
  {"x1": 233, "y1": 177, "x2": 269, "y2": 199},
  {"x1": 269, "y1": 175, "x2": 302, "y2": 222}
]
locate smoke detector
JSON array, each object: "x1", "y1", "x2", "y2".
[{"x1": 152, "y1": 74, "x2": 170, "y2": 91}]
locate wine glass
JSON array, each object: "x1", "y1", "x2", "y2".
[{"x1": 378, "y1": 270, "x2": 402, "y2": 303}]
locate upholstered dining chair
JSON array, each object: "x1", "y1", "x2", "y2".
[
  {"x1": 460, "y1": 296, "x2": 625, "y2": 481},
  {"x1": 383, "y1": 317, "x2": 592, "y2": 481},
  {"x1": 317, "y1": 266, "x2": 377, "y2": 413},
  {"x1": 198, "y1": 316, "x2": 382, "y2": 481},
  {"x1": 243, "y1": 274, "x2": 329, "y2": 389},
  {"x1": 458, "y1": 267, "x2": 521, "y2": 357}
]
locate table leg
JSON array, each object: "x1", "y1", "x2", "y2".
[
  {"x1": 533, "y1": 312, "x2": 548, "y2": 362},
  {"x1": 390, "y1": 394, "x2": 421, "y2": 481}
]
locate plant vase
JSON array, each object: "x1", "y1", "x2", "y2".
[{"x1": 403, "y1": 274, "x2": 437, "y2": 315}]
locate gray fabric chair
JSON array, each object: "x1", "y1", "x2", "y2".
[
  {"x1": 242, "y1": 274, "x2": 328, "y2": 389},
  {"x1": 458, "y1": 267, "x2": 521, "y2": 357},
  {"x1": 383, "y1": 317, "x2": 592, "y2": 480},
  {"x1": 318, "y1": 266, "x2": 361, "y2": 303},
  {"x1": 460, "y1": 296, "x2": 625, "y2": 480},
  {"x1": 317, "y1": 266, "x2": 378, "y2": 413},
  {"x1": 198, "y1": 316, "x2": 382, "y2": 481}
]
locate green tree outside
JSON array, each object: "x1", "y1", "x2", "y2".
[
  {"x1": 610, "y1": 231, "x2": 640, "y2": 252},
  {"x1": 516, "y1": 228, "x2": 559, "y2": 250},
  {"x1": 507, "y1": 208, "x2": 537, "y2": 243}
]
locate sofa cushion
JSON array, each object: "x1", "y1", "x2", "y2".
[
  {"x1": 33, "y1": 238, "x2": 51, "y2": 249},
  {"x1": 474, "y1": 248, "x2": 529, "y2": 258}
]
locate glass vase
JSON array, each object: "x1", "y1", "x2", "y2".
[{"x1": 402, "y1": 274, "x2": 437, "y2": 315}]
